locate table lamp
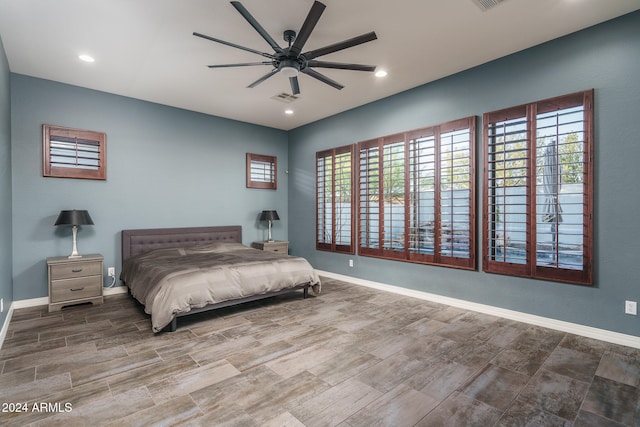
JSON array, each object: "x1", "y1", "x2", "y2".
[
  {"x1": 54, "y1": 209, "x2": 94, "y2": 258},
  {"x1": 260, "y1": 210, "x2": 279, "y2": 242}
]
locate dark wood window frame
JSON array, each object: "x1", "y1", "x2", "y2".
[
  {"x1": 43, "y1": 124, "x2": 106, "y2": 180},
  {"x1": 316, "y1": 144, "x2": 355, "y2": 254},
  {"x1": 482, "y1": 89, "x2": 594, "y2": 286},
  {"x1": 246, "y1": 153, "x2": 277, "y2": 190},
  {"x1": 357, "y1": 116, "x2": 477, "y2": 270}
]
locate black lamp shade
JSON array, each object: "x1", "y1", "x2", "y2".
[
  {"x1": 260, "y1": 210, "x2": 280, "y2": 222},
  {"x1": 55, "y1": 210, "x2": 94, "y2": 226}
]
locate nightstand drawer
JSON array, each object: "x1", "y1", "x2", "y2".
[
  {"x1": 252, "y1": 241, "x2": 289, "y2": 253},
  {"x1": 263, "y1": 243, "x2": 288, "y2": 253},
  {"x1": 50, "y1": 276, "x2": 102, "y2": 303},
  {"x1": 50, "y1": 261, "x2": 102, "y2": 280}
]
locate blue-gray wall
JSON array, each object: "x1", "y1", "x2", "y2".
[
  {"x1": 0, "y1": 35, "x2": 12, "y2": 326},
  {"x1": 288, "y1": 11, "x2": 640, "y2": 336},
  {"x1": 10, "y1": 75, "x2": 288, "y2": 300}
]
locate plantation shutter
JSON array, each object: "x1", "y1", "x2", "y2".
[
  {"x1": 358, "y1": 117, "x2": 476, "y2": 270},
  {"x1": 484, "y1": 105, "x2": 531, "y2": 277},
  {"x1": 43, "y1": 125, "x2": 107, "y2": 180},
  {"x1": 246, "y1": 153, "x2": 277, "y2": 189},
  {"x1": 438, "y1": 118, "x2": 475, "y2": 267},
  {"x1": 316, "y1": 145, "x2": 355, "y2": 253},
  {"x1": 358, "y1": 139, "x2": 382, "y2": 257},
  {"x1": 483, "y1": 90, "x2": 593, "y2": 285}
]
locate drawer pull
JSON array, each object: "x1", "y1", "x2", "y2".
[
  {"x1": 70, "y1": 287, "x2": 85, "y2": 292},
  {"x1": 72, "y1": 268, "x2": 83, "y2": 273}
]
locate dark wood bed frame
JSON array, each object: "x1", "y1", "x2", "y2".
[{"x1": 121, "y1": 225, "x2": 310, "y2": 332}]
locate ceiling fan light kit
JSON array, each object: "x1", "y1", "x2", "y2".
[
  {"x1": 279, "y1": 59, "x2": 299, "y2": 78},
  {"x1": 194, "y1": 1, "x2": 378, "y2": 95}
]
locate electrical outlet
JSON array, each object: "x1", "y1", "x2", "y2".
[
  {"x1": 349, "y1": 259, "x2": 354, "y2": 267},
  {"x1": 108, "y1": 267, "x2": 115, "y2": 277},
  {"x1": 625, "y1": 300, "x2": 637, "y2": 315},
  {"x1": 1, "y1": 298, "x2": 3, "y2": 313}
]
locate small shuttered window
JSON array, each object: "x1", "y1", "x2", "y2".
[
  {"x1": 358, "y1": 116, "x2": 476, "y2": 270},
  {"x1": 316, "y1": 145, "x2": 355, "y2": 254},
  {"x1": 483, "y1": 90, "x2": 594, "y2": 285},
  {"x1": 246, "y1": 153, "x2": 277, "y2": 190},
  {"x1": 43, "y1": 125, "x2": 106, "y2": 180}
]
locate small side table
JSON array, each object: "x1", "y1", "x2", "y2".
[
  {"x1": 251, "y1": 240, "x2": 289, "y2": 254},
  {"x1": 47, "y1": 254, "x2": 104, "y2": 312}
]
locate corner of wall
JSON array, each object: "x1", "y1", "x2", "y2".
[{"x1": 0, "y1": 32, "x2": 15, "y2": 333}]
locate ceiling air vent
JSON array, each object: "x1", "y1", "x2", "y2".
[
  {"x1": 471, "y1": 0, "x2": 505, "y2": 12},
  {"x1": 271, "y1": 93, "x2": 299, "y2": 104}
]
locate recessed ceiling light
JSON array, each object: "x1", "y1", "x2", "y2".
[
  {"x1": 375, "y1": 70, "x2": 388, "y2": 78},
  {"x1": 284, "y1": 109, "x2": 294, "y2": 115},
  {"x1": 78, "y1": 54, "x2": 95, "y2": 63}
]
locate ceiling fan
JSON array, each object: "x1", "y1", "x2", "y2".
[{"x1": 193, "y1": 1, "x2": 378, "y2": 95}]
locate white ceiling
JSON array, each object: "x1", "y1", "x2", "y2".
[{"x1": 1, "y1": 0, "x2": 639, "y2": 130}]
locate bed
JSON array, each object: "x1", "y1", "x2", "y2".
[{"x1": 120, "y1": 225, "x2": 321, "y2": 332}]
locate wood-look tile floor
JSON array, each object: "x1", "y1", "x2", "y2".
[{"x1": 1, "y1": 277, "x2": 640, "y2": 426}]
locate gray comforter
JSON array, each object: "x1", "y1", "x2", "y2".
[{"x1": 120, "y1": 242, "x2": 321, "y2": 332}]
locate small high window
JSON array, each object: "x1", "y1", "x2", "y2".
[
  {"x1": 246, "y1": 153, "x2": 277, "y2": 190},
  {"x1": 43, "y1": 124, "x2": 106, "y2": 180}
]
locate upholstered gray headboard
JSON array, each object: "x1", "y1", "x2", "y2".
[{"x1": 121, "y1": 225, "x2": 242, "y2": 262}]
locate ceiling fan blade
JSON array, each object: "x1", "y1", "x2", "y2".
[
  {"x1": 303, "y1": 31, "x2": 377, "y2": 60},
  {"x1": 247, "y1": 69, "x2": 279, "y2": 88},
  {"x1": 208, "y1": 62, "x2": 272, "y2": 68},
  {"x1": 289, "y1": 76, "x2": 301, "y2": 95},
  {"x1": 230, "y1": 1, "x2": 284, "y2": 54},
  {"x1": 301, "y1": 68, "x2": 344, "y2": 90},
  {"x1": 307, "y1": 61, "x2": 376, "y2": 72},
  {"x1": 194, "y1": 32, "x2": 274, "y2": 59},
  {"x1": 289, "y1": 1, "x2": 326, "y2": 57}
]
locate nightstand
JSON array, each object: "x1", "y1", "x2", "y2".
[
  {"x1": 251, "y1": 240, "x2": 289, "y2": 254},
  {"x1": 47, "y1": 254, "x2": 104, "y2": 312}
]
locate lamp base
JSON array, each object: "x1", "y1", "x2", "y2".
[{"x1": 68, "y1": 226, "x2": 83, "y2": 259}]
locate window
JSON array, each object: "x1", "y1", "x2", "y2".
[
  {"x1": 42, "y1": 124, "x2": 106, "y2": 180},
  {"x1": 316, "y1": 145, "x2": 355, "y2": 253},
  {"x1": 358, "y1": 117, "x2": 476, "y2": 269},
  {"x1": 246, "y1": 153, "x2": 277, "y2": 189},
  {"x1": 483, "y1": 90, "x2": 593, "y2": 285}
]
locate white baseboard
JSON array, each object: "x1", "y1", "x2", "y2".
[
  {"x1": 317, "y1": 270, "x2": 640, "y2": 350},
  {"x1": 0, "y1": 303, "x2": 14, "y2": 350},
  {"x1": 11, "y1": 296, "x2": 48, "y2": 309},
  {"x1": 103, "y1": 286, "x2": 128, "y2": 296}
]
